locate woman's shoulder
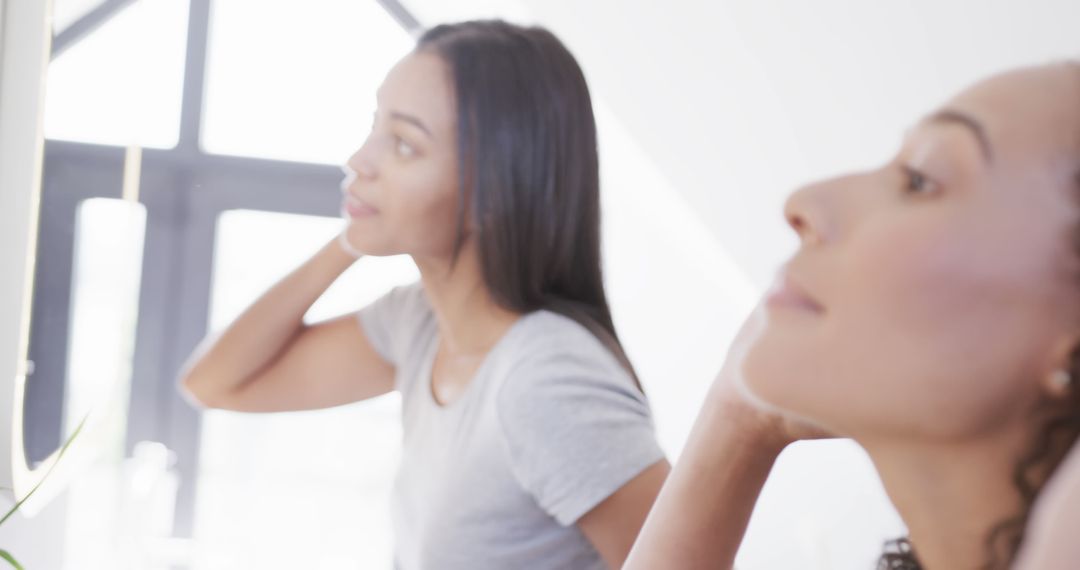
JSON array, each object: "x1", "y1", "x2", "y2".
[
  {"x1": 511, "y1": 310, "x2": 617, "y2": 364},
  {"x1": 368, "y1": 281, "x2": 434, "y2": 328},
  {"x1": 492, "y1": 309, "x2": 654, "y2": 453},
  {"x1": 390, "y1": 280, "x2": 431, "y2": 312},
  {"x1": 357, "y1": 281, "x2": 435, "y2": 365},
  {"x1": 494, "y1": 309, "x2": 637, "y2": 402}
]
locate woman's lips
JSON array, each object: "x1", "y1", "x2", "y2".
[
  {"x1": 342, "y1": 196, "x2": 378, "y2": 218},
  {"x1": 766, "y1": 274, "x2": 825, "y2": 314}
]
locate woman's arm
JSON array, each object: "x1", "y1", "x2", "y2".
[
  {"x1": 624, "y1": 307, "x2": 821, "y2": 569},
  {"x1": 577, "y1": 459, "x2": 671, "y2": 569},
  {"x1": 179, "y1": 235, "x2": 396, "y2": 412},
  {"x1": 622, "y1": 384, "x2": 787, "y2": 570}
]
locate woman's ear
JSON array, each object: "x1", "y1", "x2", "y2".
[
  {"x1": 1045, "y1": 369, "x2": 1074, "y2": 398},
  {"x1": 1042, "y1": 337, "x2": 1080, "y2": 399}
]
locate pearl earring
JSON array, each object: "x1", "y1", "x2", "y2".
[{"x1": 1050, "y1": 370, "x2": 1073, "y2": 393}]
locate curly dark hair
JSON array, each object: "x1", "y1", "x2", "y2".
[
  {"x1": 877, "y1": 93, "x2": 1080, "y2": 568},
  {"x1": 878, "y1": 537, "x2": 921, "y2": 569}
]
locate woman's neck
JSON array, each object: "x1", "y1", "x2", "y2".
[
  {"x1": 864, "y1": 427, "x2": 1033, "y2": 570},
  {"x1": 413, "y1": 245, "x2": 521, "y2": 356}
]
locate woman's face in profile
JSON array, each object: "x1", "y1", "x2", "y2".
[
  {"x1": 340, "y1": 51, "x2": 462, "y2": 259},
  {"x1": 743, "y1": 64, "x2": 1080, "y2": 442}
]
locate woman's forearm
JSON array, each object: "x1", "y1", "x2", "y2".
[
  {"x1": 624, "y1": 393, "x2": 785, "y2": 570},
  {"x1": 179, "y1": 236, "x2": 357, "y2": 400}
]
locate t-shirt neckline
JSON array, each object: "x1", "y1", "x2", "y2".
[{"x1": 422, "y1": 310, "x2": 540, "y2": 410}]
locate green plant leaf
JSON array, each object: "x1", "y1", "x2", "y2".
[
  {"x1": 0, "y1": 549, "x2": 24, "y2": 569},
  {"x1": 0, "y1": 414, "x2": 88, "y2": 527}
]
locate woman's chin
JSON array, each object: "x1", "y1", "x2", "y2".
[
  {"x1": 342, "y1": 230, "x2": 394, "y2": 257},
  {"x1": 741, "y1": 348, "x2": 812, "y2": 418}
]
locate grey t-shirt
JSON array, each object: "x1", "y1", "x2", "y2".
[{"x1": 358, "y1": 283, "x2": 665, "y2": 570}]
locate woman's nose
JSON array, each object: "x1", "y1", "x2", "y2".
[
  {"x1": 783, "y1": 181, "x2": 833, "y2": 246},
  {"x1": 345, "y1": 141, "x2": 377, "y2": 181}
]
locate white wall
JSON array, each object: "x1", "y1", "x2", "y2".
[
  {"x1": 502, "y1": 0, "x2": 1080, "y2": 286},
  {"x1": 0, "y1": 496, "x2": 69, "y2": 569},
  {"x1": 405, "y1": 0, "x2": 1080, "y2": 284}
]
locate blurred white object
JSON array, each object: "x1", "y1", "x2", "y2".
[{"x1": 118, "y1": 441, "x2": 181, "y2": 570}]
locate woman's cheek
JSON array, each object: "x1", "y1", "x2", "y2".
[{"x1": 845, "y1": 216, "x2": 982, "y2": 325}]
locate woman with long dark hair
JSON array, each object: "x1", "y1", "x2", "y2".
[
  {"x1": 180, "y1": 20, "x2": 668, "y2": 569},
  {"x1": 626, "y1": 62, "x2": 1080, "y2": 570}
]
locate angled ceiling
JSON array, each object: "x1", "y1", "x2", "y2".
[{"x1": 400, "y1": 0, "x2": 1080, "y2": 285}]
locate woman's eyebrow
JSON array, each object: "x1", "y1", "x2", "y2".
[
  {"x1": 389, "y1": 111, "x2": 433, "y2": 138},
  {"x1": 926, "y1": 109, "x2": 994, "y2": 163}
]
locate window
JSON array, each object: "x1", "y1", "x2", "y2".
[
  {"x1": 200, "y1": 0, "x2": 413, "y2": 164},
  {"x1": 44, "y1": 0, "x2": 190, "y2": 148},
  {"x1": 191, "y1": 210, "x2": 417, "y2": 568}
]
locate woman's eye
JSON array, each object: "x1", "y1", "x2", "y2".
[
  {"x1": 395, "y1": 137, "x2": 417, "y2": 158},
  {"x1": 902, "y1": 166, "x2": 937, "y2": 195}
]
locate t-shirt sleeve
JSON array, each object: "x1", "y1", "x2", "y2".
[
  {"x1": 356, "y1": 281, "x2": 428, "y2": 368},
  {"x1": 496, "y1": 333, "x2": 666, "y2": 526}
]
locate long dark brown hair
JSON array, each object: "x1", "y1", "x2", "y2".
[{"x1": 416, "y1": 21, "x2": 640, "y2": 383}]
